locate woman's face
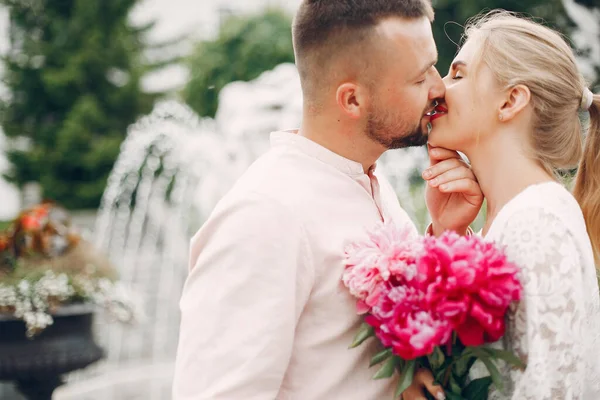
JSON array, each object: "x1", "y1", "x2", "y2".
[{"x1": 427, "y1": 38, "x2": 504, "y2": 152}]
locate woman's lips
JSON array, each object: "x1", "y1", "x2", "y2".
[{"x1": 430, "y1": 105, "x2": 448, "y2": 122}]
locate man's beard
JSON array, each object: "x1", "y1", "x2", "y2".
[{"x1": 366, "y1": 111, "x2": 428, "y2": 150}]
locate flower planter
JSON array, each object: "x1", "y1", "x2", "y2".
[{"x1": 0, "y1": 303, "x2": 104, "y2": 400}]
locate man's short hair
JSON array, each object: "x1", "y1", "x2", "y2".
[{"x1": 292, "y1": 0, "x2": 434, "y2": 100}]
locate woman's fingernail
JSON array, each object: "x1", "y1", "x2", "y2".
[
  {"x1": 423, "y1": 170, "x2": 432, "y2": 179},
  {"x1": 430, "y1": 178, "x2": 439, "y2": 187},
  {"x1": 437, "y1": 393, "x2": 446, "y2": 400}
]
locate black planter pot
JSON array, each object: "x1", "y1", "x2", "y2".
[{"x1": 0, "y1": 304, "x2": 104, "y2": 400}]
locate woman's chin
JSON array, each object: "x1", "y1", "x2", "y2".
[
  {"x1": 428, "y1": 131, "x2": 461, "y2": 151},
  {"x1": 426, "y1": 129, "x2": 446, "y2": 148}
]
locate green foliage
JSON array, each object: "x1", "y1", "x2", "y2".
[
  {"x1": 0, "y1": 0, "x2": 161, "y2": 209},
  {"x1": 431, "y1": 0, "x2": 577, "y2": 79},
  {"x1": 183, "y1": 8, "x2": 295, "y2": 117}
]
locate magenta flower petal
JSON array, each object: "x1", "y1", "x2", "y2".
[{"x1": 342, "y1": 222, "x2": 522, "y2": 358}]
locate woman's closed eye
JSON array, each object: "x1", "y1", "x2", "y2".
[{"x1": 452, "y1": 73, "x2": 463, "y2": 80}]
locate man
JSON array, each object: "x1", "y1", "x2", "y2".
[{"x1": 173, "y1": 1, "x2": 482, "y2": 399}]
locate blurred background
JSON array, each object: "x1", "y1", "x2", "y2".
[{"x1": 0, "y1": 0, "x2": 598, "y2": 398}]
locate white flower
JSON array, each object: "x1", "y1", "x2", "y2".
[
  {"x1": 18, "y1": 280, "x2": 30, "y2": 295},
  {"x1": 0, "y1": 285, "x2": 17, "y2": 307},
  {"x1": 2, "y1": 272, "x2": 141, "y2": 336}
]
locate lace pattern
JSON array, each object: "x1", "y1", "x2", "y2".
[{"x1": 470, "y1": 183, "x2": 600, "y2": 399}]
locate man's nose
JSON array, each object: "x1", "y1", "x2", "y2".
[{"x1": 429, "y1": 68, "x2": 445, "y2": 100}]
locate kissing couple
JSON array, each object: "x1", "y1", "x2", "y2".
[{"x1": 174, "y1": 1, "x2": 600, "y2": 399}]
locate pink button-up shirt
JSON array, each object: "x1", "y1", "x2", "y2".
[{"x1": 173, "y1": 130, "x2": 418, "y2": 399}]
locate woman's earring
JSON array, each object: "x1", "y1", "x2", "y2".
[{"x1": 499, "y1": 114, "x2": 504, "y2": 121}]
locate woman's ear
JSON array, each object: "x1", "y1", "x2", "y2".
[
  {"x1": 498, "y1": 84, "x2": 531, "y2": 122},
  {"x1": 336, "y1": 83, "x2": 366, "y2": 119}
]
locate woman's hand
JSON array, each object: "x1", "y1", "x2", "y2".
[
  {"x1": 423, "y1": 146, "x2": 483, "y2": 236},
  {"x1": 402, "y1": 368, "x2": 445, "y2": 400}
]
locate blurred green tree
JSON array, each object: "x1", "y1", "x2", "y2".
[
  {"x1": 431, "y1": 0, "x2": 577, "y2": 79},
  {"x1": 183, "y1": 8, "x2": 295, "y2": 118},
  {"x1": 0, "y1": 0, "x2": 173, "y2": 209}
]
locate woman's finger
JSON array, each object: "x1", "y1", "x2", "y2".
[
  {"x1": 428, "y1": 146, "x2": 463, "y2": 165},
  {"x1": 423, "y1": 158, "x2": 470, "y2": 181},
  {"x1": 401, "y1": 382, "x2": 427, "y2": 400},
  {"x1": 415, "y1": 368, "x2": 446, "y2": 400},
  {"x1": 427, "y1": 166, "x2": 475, "y2": 188},
  {"x1": 438, "y1": 179, "x2": 483, "y2": 203}
]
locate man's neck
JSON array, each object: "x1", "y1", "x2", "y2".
[{"x1": 299, "y1": 115, "x2": 384, "y2": 174}]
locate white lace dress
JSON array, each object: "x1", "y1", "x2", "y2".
[{"x1": 469, "y1": 181, "x2": 600, "y2": 399}]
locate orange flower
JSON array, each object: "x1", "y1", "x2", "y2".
[
  {"x1": 0, "y1": 235, "x2": 9, "y2": 252},
  {"x1": 21, "y1": 215, "x2": 41, "y2": 231}
]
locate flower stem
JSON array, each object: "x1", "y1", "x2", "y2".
[{"x1": 442, "y1": 364, "x2": 453, "y2": 387}]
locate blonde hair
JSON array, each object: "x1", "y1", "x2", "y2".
[{"x1": 464, "y1": 10, "x2": 600, "y2": 262}]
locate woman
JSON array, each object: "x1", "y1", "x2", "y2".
[{"x1": 423, "y1": 10, "x2": 600, "y2": 399}]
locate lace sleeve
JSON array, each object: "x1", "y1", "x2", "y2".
[{"x1": 496, "y1": 207, "x2": 586, "y2": 400}]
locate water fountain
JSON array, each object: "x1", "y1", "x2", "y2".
[{"x1": 54, "y1": 101, "x2": 236, "y2": 400}]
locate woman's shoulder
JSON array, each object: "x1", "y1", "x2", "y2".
[
  {"x1": 488, "y1": 181, "x2": 587, "y2": 243},
  {"x1": 488, "y1": 181, "x2": 596, "y2": 272}
]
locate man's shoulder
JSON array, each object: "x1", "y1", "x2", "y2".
[
  {"x1": 210, "y1": 149, "x2": 312, "y2": 215},
  {"x1": 229, "y1": 147, "x2": 324, "y2": 202}
]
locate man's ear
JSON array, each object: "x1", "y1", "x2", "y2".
[
  {"x1": 336, "y1": 83, "x2": 367, "y2": 119},
  {"x1": 498, "y1": 84, "x2": 531, "y2": 122}
]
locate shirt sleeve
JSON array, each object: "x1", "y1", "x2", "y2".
[
  {"x1": 172, "y1": 191, "x2": 314, "y2": 400},
  {"x1": 495, "y1": 207, "x2": 586, "y2": 399}
]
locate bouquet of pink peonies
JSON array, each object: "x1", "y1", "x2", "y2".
[{"x1": 342, "y1": 222, "x2": 524, "y2": 400}]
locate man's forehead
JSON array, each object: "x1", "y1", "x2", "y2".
[
  {"x1": 374, "y1": 16, "x2": 437, "y2": 69},
  {"x1": 375, "y1": 16, "x2": 434, "y2": 43}
]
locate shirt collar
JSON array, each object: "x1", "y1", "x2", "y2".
[{"x1": 270, "y1": 130, "x2": 375, "y2": 176}]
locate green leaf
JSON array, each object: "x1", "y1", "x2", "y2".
[
  {"x1": 483, "y1": 348, "x2": 526, "y2": 370},
  {"x1": 446, "y1": 393, "x2": 465, "y2": 400},
  {"x1": 349, "y1": 322, "x2": 374, "y2": 349},
  {"x1": 470, "y1": 348, "x2": 504, "y2": 393},
  {"x1": 435, "y1": 367, "x2": 447, "y2": 386},
  {"x1": 373, "y1": 356, "x2": 397, "y2": 380},
  {"x1": 428, "y1": 346, "x2": 446, "y2": 370},
  {"x1": 449, "y1": 373, "x2": 463, "y2": 395},
  {"x1": 394, "y1": 359, "x2": 416, "y2": 399},
  {"x1": 463, "y1": 377, "x2": 493, "y2": 400},
  {"x1": 370, "y1": 348, "x2": 393, "y2": 367},
  {"x1": 480, "y1": 357, "x2": 504, "y2": 393},
  {"x1": 396, "y1": 357, "x2": 407, "y2": 372},
  {"x1": 454, "y1": 355, "x2": 478, "y2": 385}
]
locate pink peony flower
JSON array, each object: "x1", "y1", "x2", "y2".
[
  {"x1": 417, "y1": 232, "x2": 521, "y2": 346},
  {"x1": 367, "y1": 310, "x2": 451, "y2": 360},
  {"x1": 343, "y1": 222, "x2": 522, "y2": 360},
  {"x1": 342, "y1": 260, "x2": 381, "y2": 306},
  {"x1": 371, "y1": 285, "x2": 420, "y2": 322},
  {"x1": 343, "y1": 222, "x2": 421, "y2": 312},
  {"x1": 365, "y1": 284, "x2": 452, "y2": 360}
]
